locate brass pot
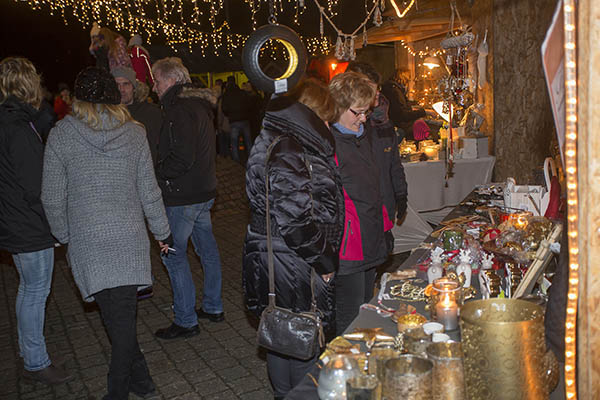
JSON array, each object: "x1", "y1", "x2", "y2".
[{"x1": 459, "y1": 298, "x2": 557, "y2": 400}]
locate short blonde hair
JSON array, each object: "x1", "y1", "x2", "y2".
[
  {"x1": 152, "y1": 57, "x2": 191, "y2": 85},
  {"x1": 72, "y1": 99, "x2": 133, "y2": 130},
  {"x1": 328, "y1": 71, "x2": 377, "y2": 122},
  {"x1": 287, "y1": 78, "x2": 336, "y2": 122},
  {"x1": 0, "y1": 57, "x2": 42, "y2": 109}
]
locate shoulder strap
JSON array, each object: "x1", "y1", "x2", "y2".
[{"x1": 264, "y1": 136, "x2": 317, "y2": 311}]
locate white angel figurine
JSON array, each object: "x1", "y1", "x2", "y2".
[
  {"x1": 427, "y1": 247, "x2": 444, "y2": 284},
  {"x1": 456, "y1": 249, "x2": 472, "y2": 287}
]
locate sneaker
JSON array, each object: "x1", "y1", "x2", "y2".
[
  {"x1": 154, "y1": 323, "x2": 199, "y2": 340},
  {"x1": 22, "y1": 364, "x2": 73, "y2": 385},
  {"x1": 137, "y1": 286, "x2": 154, "y2": 301},
  {"x1": 196, "y1": 308, "x2": 225, "y2": 322}
]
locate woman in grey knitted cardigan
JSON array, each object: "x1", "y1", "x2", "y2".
[{"x1": 41, "y1": 67, "x2": 171, "y2": 400}]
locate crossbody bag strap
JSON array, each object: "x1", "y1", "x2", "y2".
[
  {"x1": 264, "y1": 136, "x2": 318, "y2": 310},
  {"x1": 265, "y1": 135, "x2": 284, "y2": 309}
]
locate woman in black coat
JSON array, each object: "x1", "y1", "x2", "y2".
[{"x1": 243, "y1": 79, "x2": 344, "y2": 399}]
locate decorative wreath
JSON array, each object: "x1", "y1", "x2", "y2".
[{"x1": 242, "y1": 24, "x2": 307, "y2": 94}]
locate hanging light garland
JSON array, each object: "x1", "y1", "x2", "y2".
[
  {"x1": 390, "y1": 0, "x2": 416, "y2": 19},
  {"x1": 562, "y1": 0, "x2": 578, "y2": 398},
  {"x1": 15, "y1": 0, "x2": 332, "y2": 57}
]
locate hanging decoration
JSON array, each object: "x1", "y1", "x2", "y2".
[
  {"x1": 16, "y1": 0, "x2": 332, "y2": 58},
  {"x1": 311, "y1": 0, "x2": 384, "y2": 60},
  {"x1": 436, "y1": 0, "x2": 475, "y2": 182},
  {"x1": 390, "y1": 0, "x2": 416, "y2": 18}
]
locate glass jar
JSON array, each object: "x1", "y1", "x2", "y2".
[
  {"x1": 383, "y1": 355, "x2": 433, "y2": 400},
  {"x1": 368, "y1": 343, "x2": 401, "y2": 383},
  {"x1": 403, "y1": 327, "x2": 432, "y2": 358},
  {"x1": 426, "y1": 342, "x2": 465, "y2": 400},
  {"x1": 430, "y1": 278, "x2": 462, "y2": 331},
  {"x1": 318, "y1": 354, "x2": 360, "y2": 400}
]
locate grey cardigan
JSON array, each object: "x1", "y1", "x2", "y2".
[{"x1": 42, "y1": 113, "x2": 170, "y2": 301}]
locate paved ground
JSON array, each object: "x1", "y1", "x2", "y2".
[{"x1": 0, "y1": 157, "x2": 273, "y2": 400}]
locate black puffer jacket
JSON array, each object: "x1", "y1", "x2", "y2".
[
  {"x1": 156, "y1": 84, "x2": 218, "y2": 206},
  {"x1": 0, "y1": 96, "x2": 56, "y2": 253},
  {"x1": 243, "y1": 97, "x2": 344, "y2": 331}
]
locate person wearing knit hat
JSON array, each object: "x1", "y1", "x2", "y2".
[
  {"x1": 74, "y1": 66, "x2": 121, "y2": 105},
  {"x1": 42, "y1": 65, "x2": 173, "y2": 400}
]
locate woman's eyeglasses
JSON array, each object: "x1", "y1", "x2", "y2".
[{"x1": 349, "y1": 108, "x2": 372, "y2": 118}]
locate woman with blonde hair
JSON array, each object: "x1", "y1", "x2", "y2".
[
  {"x1": 328, "y1": 71, "x2": 389, "y2": 335},
  {"x1": 41, "y1": 67, "x2": 172, "y2": 399},
  {"x1": 243, "y1": 78, "x2": 344, "y2": 399},
  {"x1": 0, "y1": 57, "x2": 72, "y2": 385}
]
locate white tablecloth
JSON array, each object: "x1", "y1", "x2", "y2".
[
  {"x1": 392, "y1": 156, "x2": 496, "y2": 253},
  {"x1": 403, "y1": 156, "x2": 496, "y2": 212}
]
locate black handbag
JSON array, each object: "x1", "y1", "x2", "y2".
[{"x1": 256, "y1": 137, "x2": 324, "y2": 360}]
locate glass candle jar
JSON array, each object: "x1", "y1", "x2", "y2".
[
  {"x1": 318, "y1": 354, "x2": 360, "y2": 400},
  {"x1": 383, "y1": 355, "x2": 433, "y2": 400},
  {"x1": 368, "y1": 343, "x2": 401, "y2": 383},
  {"x1": 426, "y1": 342, "x2": 465, "y2": 400},
  {"x1": 431, "y1": 278, "x2": 461, "y2": 331}
]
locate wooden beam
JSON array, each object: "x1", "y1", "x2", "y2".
[{"x1": 577, "y1": 0, "x2": 600, "y2": 397}]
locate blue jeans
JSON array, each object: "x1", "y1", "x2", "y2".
[
  {"x1": 162, "y1": 199, "x2": 223, "y2": 328},
  {"x1": 229, "y1": 120, "x2": 253, "y2": 162},
  {"x1": 12, "y1": 247, "x2": 54, "y2": 371}
]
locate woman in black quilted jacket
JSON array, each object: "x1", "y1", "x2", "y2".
[{"x1": 243, "y1": 79, "x2": 344, "y2": 399}]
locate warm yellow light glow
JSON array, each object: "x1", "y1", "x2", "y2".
[
  {"x1": 390, "y1": 0, "x2": 416, "y2": 18},
  {"x1": 568, "y1": 293, "x2": 577, "y2": 300},
  {"x1": 331, "y1": 63, "x2": 337, "y2": 71},
  {"x1": 423, "y1": 56, "x2": 440, "y2": 69}
]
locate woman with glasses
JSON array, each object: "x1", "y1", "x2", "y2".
[{"x1": 328, "y1": 72, "x2": 389, "y2": 335}]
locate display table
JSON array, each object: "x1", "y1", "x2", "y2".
[
  {"x1": 392, "y1": 156, "x2": 495, "y2": 253},
  {"x1": 285, "y1": 190, "x2": 565, "y2": 400}
]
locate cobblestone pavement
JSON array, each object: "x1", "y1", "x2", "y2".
[{"x1": 0, "y1": 157, "x2": 274, "y2": 400}]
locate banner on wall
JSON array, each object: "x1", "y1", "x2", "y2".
[{"x1": 541, "y1": 0, "x2": 566, "y2": 166}]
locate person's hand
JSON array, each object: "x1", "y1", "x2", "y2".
[
  {"x1": 158, "y1": 241, "x2": 170, "y2": 255},
  {"x1": 321, "y1": 272, "x2": 334, "y2": 283}
]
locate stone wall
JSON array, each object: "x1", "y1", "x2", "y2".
[{"x1": 492, "y1": 0, "x2": 557, "y2": 182}]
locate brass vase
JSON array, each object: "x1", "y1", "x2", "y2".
[{"x1": 459, "y1": 298, "x2": 558, "y2": 400}]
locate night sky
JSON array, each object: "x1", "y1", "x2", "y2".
[{"x1": 0, "y1": 0, "x2": 367, "y2": 93}]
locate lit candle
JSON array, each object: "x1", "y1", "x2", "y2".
[
  {"x1": 423, "y1": 146, "x2": 438, "y2": 159},
  {"x1": 435, "y1": 294, "x2": 458, "y2": 331}
]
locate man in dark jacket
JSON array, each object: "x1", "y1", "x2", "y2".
[
  {"x1": 381, "y1": 69, "x2": 427, "y2": 141},
  {"x1": 222, "y1": 76, "x2": 253, "y2": 162},
  {"x1": 0, "y1": 57, "x2": 72, "y2": 385},
  {"x1": 346, "y1": 62, "x2": 409, "y2": 253},
  {"x1": 152, "y1": 57, "x2": 225, "y2": 340},
  {"x1": 113, "y1": 66, "x2": 161, "y2": 164},
  {"x1": 113, "y1": 66, "x2": 162, "y2": 300}
]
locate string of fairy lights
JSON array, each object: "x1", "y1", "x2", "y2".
[
  {"x1": 16, "y1": 0, "x2": 333, "y2": 57},
  {"x1": 16, "y1": 0, "x2": 427, "y2": 60},
  {"x1": 562, "y1": 0, "x2": 578, "y2": 398}
]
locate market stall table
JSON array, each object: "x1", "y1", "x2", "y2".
[{"x1": 285, "y1": 189, "x2": 565, "y2": 400}]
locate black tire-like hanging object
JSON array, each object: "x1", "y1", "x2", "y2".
[{"x1": 242, "y1": 24, "x2": 307, "y2": 94}]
